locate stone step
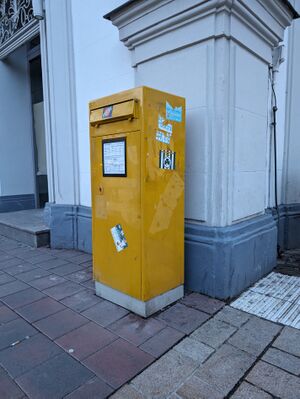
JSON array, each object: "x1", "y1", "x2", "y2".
[{"x1": 0, "y1": 209, "x2": 50, "y2": 248}]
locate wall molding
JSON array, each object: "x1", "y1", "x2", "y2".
[
  {"x1": 277, "y1": 203, "x2": 300, "y2": 249},
  {"x1": 45, "y1": 203, "x2": 92, "y2": 254},
  {"x1": 104, "y1": 0, "x2": 296, "y2": 66},
  {"x1": 0, "y1": 18, "x2": 39, "y2": 60},
  {"x1": 185, "y1": 213, "x2": 277, "y2": 299},
  {"x1": 0, "y1": 194, "x2": 35, "y2": 213}
]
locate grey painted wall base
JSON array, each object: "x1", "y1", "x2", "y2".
[
  {"x1": 185, "y1": 214, "x2": 277, "y2": 300},
  {"x1": 45, "y1": 203, "x2": 92, "y2": 253},
  {"x1": 0, "y1": 194, "x2": 35, "y2": 213},
  {"x1": 46, "y1": 203, "x2": 300, "y2": 300},
  {"x1": 277, "y1": 203, "x2": 300, "y2": 250}
]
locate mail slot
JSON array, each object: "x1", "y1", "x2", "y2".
[{"x1": 89, "y1": 86, "x2": 185, "y2": 317}]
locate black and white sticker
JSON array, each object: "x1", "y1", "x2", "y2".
[{"x1": 159, "y1": 150, "x2": 176, "y2": 170}]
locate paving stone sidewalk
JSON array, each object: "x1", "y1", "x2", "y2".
[{"x1": 0, "y1": 234, "x2": 299, "y2": 398}]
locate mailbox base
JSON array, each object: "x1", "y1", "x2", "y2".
[{"x1": 95, "y1": 282, "x2": 184, "y2": 317}]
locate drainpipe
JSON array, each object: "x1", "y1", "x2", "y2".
[{"x1": 269, "y1": 44, "x2": 285, "y2": 256}]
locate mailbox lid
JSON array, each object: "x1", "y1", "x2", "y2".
[{"x1": 90, "y1": 99, "x2": 138, "y2": 125}]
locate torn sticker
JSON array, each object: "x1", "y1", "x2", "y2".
[
  {"x1": 156, "y1": 130, "x2": 171, "y2": 144},
  {"x1": 166, "y1": 101, "x2": 182, "y2": 122},
  {"x1": 158, "y1": 115, "x2": 173, "y2": 134},
  {"x1": 111, "y1": 224, "x2": 128, "y2": 252},
  {"x1": 159, "y1": 150, "x2": 176, "y2": 170}
]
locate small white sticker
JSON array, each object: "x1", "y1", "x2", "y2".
[
  {"x1": 103, "y1": 139, "x2": 126, "y2": 176},
  {"x1": 166, "y1": 101, "x2": 182, "y2": 122},
  {"x1": 158, "y1": 115, "x2": 173, "y2": 134},
  {"x1": 156, "y1": 130, "x2": 171, "y2": 144},
  {"x1": 111, "y1": 224, "x2": 128, "y2": 252}
]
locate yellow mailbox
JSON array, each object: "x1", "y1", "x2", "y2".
[{"x1": 89, "y1": 86, "x2": 185, "y2": 317}]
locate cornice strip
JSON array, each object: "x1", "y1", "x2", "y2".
[
  {"x1": 107, "y1": 0, "x2": 295, "y2": 50},
  {"x1": 0, "y1": 19, "x2": 39, "y2": 60}
]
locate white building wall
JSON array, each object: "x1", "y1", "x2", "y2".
[
  {"x1": 135, "y1": 42, "x2": 208, "y2": 222},
  {"x1": 231, "y1": 45, "x2": 269, "y2": 222},
  {"x1": 0, "y1": 45, "x2": 35, "y2": 197},
  {"x1": 283, "y1": 18, "x2": 300, "y2": 204},
  {"x1": 135, "y1": 39, "x2": 271, "y2": 225},
  {"x1": 70, "y1": 0, "x2": 134, "y2": 207}
]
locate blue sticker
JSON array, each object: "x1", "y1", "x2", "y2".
[
  {"x1": 156, "y1": 130, "x2": 171, "y2": 144},
  {"x1": 166, "y1": 101, "x2": 182, "y2": 122},
  {"x1": 158, "y1": 115, "x2": 173, "y2": 134}
]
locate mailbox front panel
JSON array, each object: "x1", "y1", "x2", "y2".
[{"x1": 91, "y1": 131, "x2": 142, "y2": 299}]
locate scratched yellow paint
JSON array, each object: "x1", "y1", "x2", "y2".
[{"x1": 89, "y1": 87, "x2": 185, "y2": 302}]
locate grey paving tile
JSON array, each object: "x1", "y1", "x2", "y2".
[
  {"x1": 0, "y1": 372, "x2": 25, "y2": 399},
  {"x1": 82, "y1": 301, "x2": 129, "y2": 327},
  {"x1": 27, "y1": 254, "x2": 55, "y2": 264},
  {"x1": 80, "y1": 279, "x2": 95, "y2": 290},
  {"x1": 191, "y1": 318, "x2": 236, "y2": 348},
  {"x1": 60, "y1": 289, "x2": 102, "y2": 312},
  {"x1": 3, "y1": 262, "x2": 36, "y2": 275},
  {"x1": 139, "y1": 326, "x2": 184, "y2": 358},
  {"x1": 70, "y1": 254, "x2": 92, "y2": 264},
  {"x1": 29, "y1": 274, "x2": 66, "y2": 290},
  {"x1": 195, "y1": 344, "x2": 256, "y2": 397},
  {"x1": 0, "y1": 318, "x2": 38, "y2": 350},
  {"x1": 176, "y1": 375, "x2": 224, "y2": 399},
  {"x1": 43, "y1": 281, "x2": 85, "y2": 300},
  {"x1": 110, "y1": 384, "x2": 145, "y2": 399},
  {"x1": 156, "y1": 303, "x2": 209, "y2": 334},
  {"x1": 81, "y1": 260, "x2": 93, "y2": 268},
  {"x1": 16, "y1": 297, "x2": 66, "y2": 323},
  {"x1": 0, "y1": 254, "x2": 14, "y2": 263},
  {"x1": 0, "y1": 280, "x2": 29, "y2": 298},
  {"x1": 16, "y1": 353, "x2": 94, "y2": 399},
  {"x1": 228, "y1": 316, "x2": 282, "y2": 356},
  {"x1": 246, "y1": 361, "x2": 300, "y2": 399},
  {"x1": 0, "y1": 333, "x2": 63, "y2": 378},
  {"x1": 108, "y1": 313, "x2": 165, "y2": 345},
  {"x1": 216, "y1": 306, "x2": 251, "y2": 327},
  {"x1": 0, "y1": 304, "x2": 19, "y2": 324},
  {"x1": 65, "y1": 377, "x2": 113, "y2": 399},
  {"x1": 0, "y1": 272, "x2": 15, "y2": 285},
  {"x1": 273, "y1": 326, "x2": 300, "y2": 357},
  {"x1": 1, "y1": 287, "x2": 46, "y2": 309},
  {"x1": 180, "y1": 293, "x2": 224, "y2": 314},
  {"x1": 262, "y1": 347, "x2": 300, "y2": 376},
  {"x1": 0, "y1": 257, "x2": 23, "y2": 270},
  {"x1": 131, "y1": 349, "x2": 197, "y2": 398},
  {"x1": 33, "y1": 308, "x2": 89, "y2": 339},
  {"x1": 67, "y1": 269, "x2": 93, "y2": 283},
  {"x1": 50, "y1": 263, "x2": 83, "y2": 276},
  {"x1": 37, "y1": 258, "x2": 70, "y2": 270},
  {"x1": 54, "y1": 249, "x2": 83, "y2": 260},
  {"x1": 16, "y1": 268, "x2": 51, "y2": 282},
  {"x1": 55, "y1": 322, "x2": 117, "y2": 360},
  {"x1": 231, "y1": 381, "x2": 272, "y2": 399},
  {"x1": 83, "y1": 339, "x2": 154, "y2": 389},
  {"x1": 8, "y1": 247, "x2": 42, "y2": 259},
  {"x1": 174, "y1": 337, "x2": 214, "y2": 364}
]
